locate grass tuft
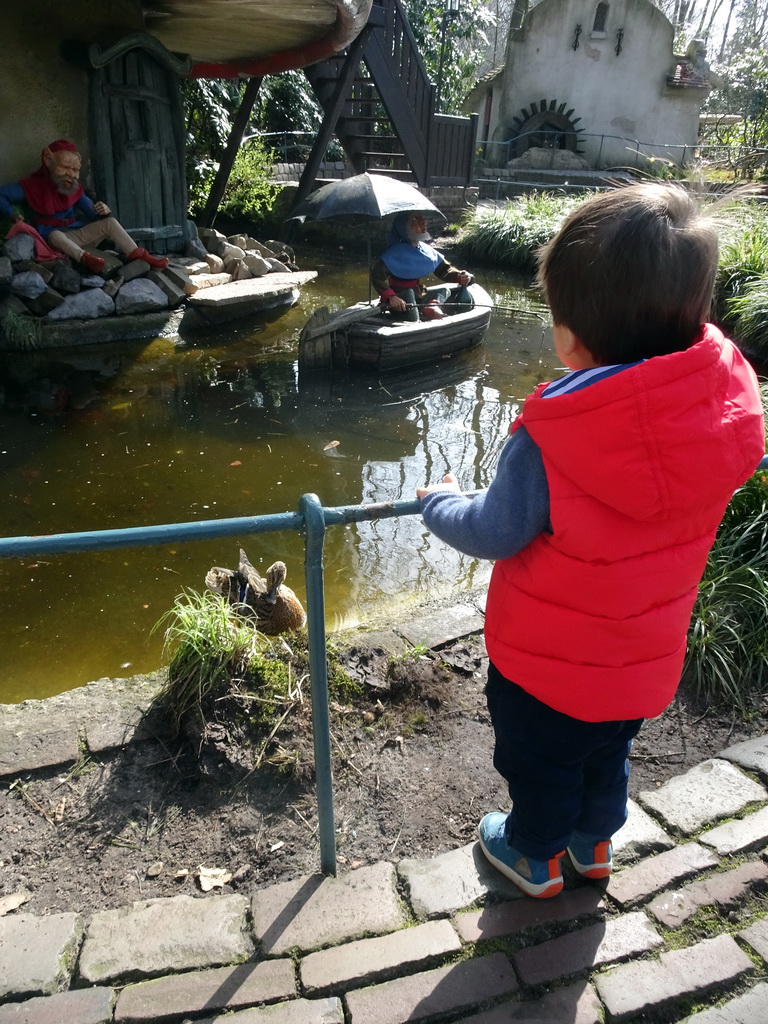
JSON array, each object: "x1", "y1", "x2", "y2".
[
  {"x1": 154, "y1": 589, "x2": 272, "y2": 730},
  {"x1": 683, "y1": 386, "x2": 768, "y2": 713}
]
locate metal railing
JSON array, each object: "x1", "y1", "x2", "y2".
[
  {"x1": 0, "y1": 493, "x2": 422, "y2": 878},
  {"x1": 3, "y1": 455, "x2": 768, "y2": 875},
  {"x1": 480, "y1": 132, "x2": 768, "y2": 173}
]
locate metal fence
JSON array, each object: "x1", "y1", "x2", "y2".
[
  {"x1": 0, "y1": 492, "x2": 421, "y2": 878},
  {"x1": 3, "y1": 458, "x2": 767, "y2": 876},
  {"x1": 480, "y1": 132, "x2": 768, "y2": 173}
]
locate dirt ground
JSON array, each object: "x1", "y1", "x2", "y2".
[{"x1": 1, "y1": 634, "x2": 765, "y2": 918}]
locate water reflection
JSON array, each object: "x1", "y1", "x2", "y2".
[{"x1": 0, "y1": 250, "x2": 558, "y2": 701}]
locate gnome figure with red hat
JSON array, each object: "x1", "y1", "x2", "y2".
[{"x1": 0, "y1": 139, "x2": 169, "y2": 274}]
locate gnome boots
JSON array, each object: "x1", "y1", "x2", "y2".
[
  {"x1": 127, "y1": 247, "x2": 169, "y2": 269},
  {"x1": 79, "y1": 251, "x2": 106, "y2": 274}
]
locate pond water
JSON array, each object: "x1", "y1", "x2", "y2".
[{"x1": 0, "y1": 248, "x2": 560, "y2": 703}]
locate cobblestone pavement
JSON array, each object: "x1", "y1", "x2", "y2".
[
  {"x1": 3, "y1": 740, "x2": 768, "y2": 1023},
  {"x1": 2, "y1": 609, "x2": 768, "y2": 1022}
]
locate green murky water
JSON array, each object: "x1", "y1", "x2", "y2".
[{"x1": 0, "y1": 249, "x2": 560, "y2": 703}]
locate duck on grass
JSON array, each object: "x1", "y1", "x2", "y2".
[{"x1": 152, "y1": 551, "x2": 462, "y2": 780}]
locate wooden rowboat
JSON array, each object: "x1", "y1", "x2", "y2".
[{"x1": 298, "y1": 282, "x2": 493, "y2": 372}]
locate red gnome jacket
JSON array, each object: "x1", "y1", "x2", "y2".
[{"x1": 484, "y1": 325, "x2": 765, "y2": 722}]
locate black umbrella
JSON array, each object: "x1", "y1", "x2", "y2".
[
  {"x1": 286, "y1": 172, "x2": 445, "y2": 223},
  {"x1": 286, "y1": 173, "x2": 446, "y2": 302}
]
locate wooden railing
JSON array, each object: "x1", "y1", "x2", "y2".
[{"x1": 305, "y1": 0, "x2": 476, "y2": 187}]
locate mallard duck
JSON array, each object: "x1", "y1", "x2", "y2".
[{"x1": 204, "y1": 549, "x2": 306, "y2": 635}]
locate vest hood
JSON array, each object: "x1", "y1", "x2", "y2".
[{"x1": 521, "y1": 326, "x2": 764, "y2": 522}]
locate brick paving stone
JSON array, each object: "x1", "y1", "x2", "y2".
[
  {"x1": 454, "y1": 887, "x2": 604, "y2": 943},
  {"x1": 607, "y1": 842, "x2": 719, "y2": 908},
  {"x1": 700, "y1": 805, "x2": 768, "y2": 855},
  {"x1": 0, "y1": 911, "x2": 83, "y2": 1000},
  {"x1": 78, "y1": 894, "x2": 252, "y2": 985},
  {"x1": 344, "y1": 951, "x2": 518, "y2": 1024},
  {"x1": 613, "y1": 798, "x2": 675, "y2": 865},
  {"x1": 719, "y1": 736, "x2": 768, "y2": 781},
  {"x1": 452, "y1": 981, "x2": 603, "y2": 1023},
  {"x1": 115, "y1": 959, "x2": 295, "y2": 1021},
  {"x1": 0, "y1": 987, "x2": 114, "y2": 1024},
  {"x1": 218, "y1": 996, "x2": 344, "y2": 1022},
  {"x1": 300, "y1": 919, "x2": 461, "y2": 995},
  {"x1": 250, "y1": 862, "x2": 407, "y2": 956},
  {"x1": 648, "y1": 860, "x2": 768, "y2": 927},
  {"x1": 739, "y1": 916, "x2": 768, "y2": 964},
  {"x1": 682, "y1": 981, "x2": 768, "y2": 1022},
  {"x1": 513, "y1": 911, "x2": 662, "y2": 987},
  {"x1": 638, "y1": 760, "x2": 767, "y2": 835},
  {"x1": 594, "y1": 934, "x2": 754, "y2": 1020},
  {"x1": 398, "y1": 842, "x2": 521, "y2": 920}
]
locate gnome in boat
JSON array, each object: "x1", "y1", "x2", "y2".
[{"x1": 371, "y1": 211, "x2": 474, "y2": 322}]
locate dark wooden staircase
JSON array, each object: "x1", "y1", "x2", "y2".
[{"x1": 296, "y1": 0, "x2": 477, "y2": 204}]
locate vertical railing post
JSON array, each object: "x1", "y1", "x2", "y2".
[{"x1": 299, "y1": 493, "x2": 336, "y2": 876}]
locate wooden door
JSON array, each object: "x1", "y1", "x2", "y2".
[{"x1": 89, "y1": 49, "x2": 188, "y2": 253}]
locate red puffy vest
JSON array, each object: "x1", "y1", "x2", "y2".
[{"x1": 484, "y1": 326, "x2": 765, "y2": 722}]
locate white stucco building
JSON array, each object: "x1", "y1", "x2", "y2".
[{"x1": 465, "y1": 0, "x2": 717, "y2": 170}]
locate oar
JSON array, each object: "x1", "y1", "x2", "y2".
[{"x1": 441, "y1": 301, "x2": 548, "y2": 320}]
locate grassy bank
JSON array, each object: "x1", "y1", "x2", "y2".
[{"x1": 459, "y1": 191, "x2": 768, "y2": 360}]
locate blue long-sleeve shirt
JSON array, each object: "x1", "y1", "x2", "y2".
[
  {"x1": 420, "y1": 362, "x2": 642, "y2": 559},
  {"x1": 0, "y1": 182, "x2": 98, "y2": 239},
  {"x1": 420, "y1": 425, "x2": 551, "y2": 560}
]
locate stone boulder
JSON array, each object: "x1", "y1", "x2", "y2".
[
  {"x1": 26, "y1": 287, "x2": 65, "y2": 316},
  {"x1": 11, "y1": 270, "x2": 47, "y2": 300},
  {"x1": 243, "y1": 253, "x2": 271, "y2": 277},
  {"x1": 114, "y1": 279, "x2": 168, "y2": 315},
  {"x1": 0, "y1": 256, "x2": 11, "y2": 293},
  {"x1": 47, "y1": 289, "x2": 115, "y2": 320},
  {"x1": 4, "y1": 233, "x2": 36, "y2": 262},
  {"x1": 507, "y1": 147, "x2": 591, "y2": 171},
  {"x1": 49, "y1": 262, "x2": 82, "y2": 295}
]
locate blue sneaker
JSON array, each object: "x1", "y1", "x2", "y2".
[
  {"x1": 567, "y1": 834, "x2": 613, "y2": 879},
  {"x1": 477, "y1": 812, "x2": 564, "y2": 898}
]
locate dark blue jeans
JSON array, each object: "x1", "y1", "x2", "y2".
[{"x1": 485, "y1": 661, "x2": 643, "y2": 861}]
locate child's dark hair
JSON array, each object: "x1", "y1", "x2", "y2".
[{"x1": 536, "y1": 183, "x2": 718, "y2": 364}]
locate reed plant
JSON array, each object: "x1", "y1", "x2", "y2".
[
  {"x1": 457, "y1": 192, "x2": 582, "y2": 273},
  {"x1": 715, "y1": 201, "x2": 768, "y2": 298},
  {"x1": 0, "y1": 311, "x2": 42, "y2": 351},
  {"x1": 684, "y1": 387, "x2": 768, "y2": 715},
  {"x1": 155, "y1": 589, "x2": 271, "y2": 730},
  {"x1": 457, "y1": 190, "x2": 768, "y2": 356}
]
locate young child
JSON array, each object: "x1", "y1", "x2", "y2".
[{"x1": 417, "y1": 184, "x2": 765, "y2": 898}]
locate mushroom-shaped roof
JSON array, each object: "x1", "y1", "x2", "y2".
[{"x1": 141, "y1": 0, "x2": 373, "y2": 75}]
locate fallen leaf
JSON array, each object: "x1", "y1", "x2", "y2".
[
  {"x1": 0, "y1": 890, "x2": 31, "y2": 917},
  {"x1": 196, "y1": 865, "x2": 233, "y2": 891},
  {"x1": 323, "y1": 440, "x2": 340, "y2": 450}
]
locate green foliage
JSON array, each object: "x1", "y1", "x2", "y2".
[
  {"x1": 456, "y1": 192, "x2": 582, "y2": 272},
  {"x1": 216, "y1": 138, "x2": 279, "y2": 226},
  {"x1": 684, "y1": 387, "x2": 768, "y2": 715},
  {"x1": 155, "y1": 589, "x2": 271, "y2": 730},
  {"x1": 717, "y1": 200, "x2": 768, "y2": 294},
  {"x1": 403, "y1": 0, "x2": 495, "y2": 114},
  {"x1": 715, "y1": 200, "x2": 768, "y2": 354},
  {"x1": 181, "y1": 78, "x2": 244, "y2": 213},
  {"x1": 726, "y1": 277, "x2": 768, "y2": 355},
  {"x1": 0, "y1": 312, "x2": 42, "y2": 351},
  {"x1": 255, "y1": 72, "x2": 342, "y2": 160}
]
